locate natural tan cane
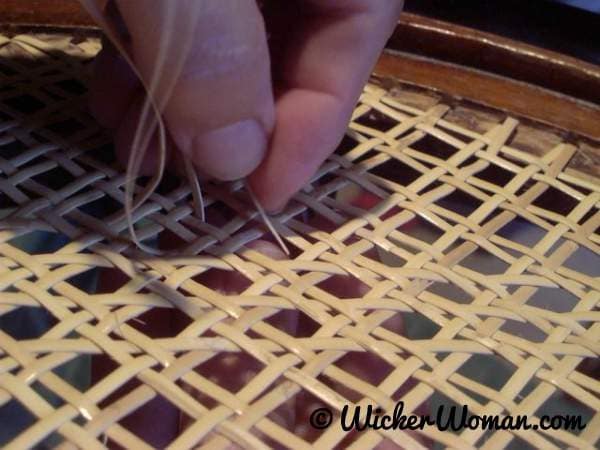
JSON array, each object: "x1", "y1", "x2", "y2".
[{"x1": 0, "y1": 32, "x2": 598, "y2": 450}]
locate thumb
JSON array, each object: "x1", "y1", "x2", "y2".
[{"x1": 114, "y1": 0, "x2": 275, "y2": 180}]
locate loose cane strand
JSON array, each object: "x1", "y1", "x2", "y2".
[
  {"x1": 79, "y1": 1, "x2": 280, "y2": 255},
  {"x1": 79, "y1": 0, "x2": 202, "y2": 255},
  {"x1": 247, "y1": 182, "x2": 290, "y2": 256}
]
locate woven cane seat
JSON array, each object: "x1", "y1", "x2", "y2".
[{"x1": 0, "y1": 31, "x2": 599, "y2": 450}]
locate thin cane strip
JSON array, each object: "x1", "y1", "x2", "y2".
[
  {"x1": 78, "y1": 1, "x2": 202, "y2": 256},
  {"x1": 247, "y1": 182, "x2": 290, "y2": 256},
  {"x1": 184, "y1": 156, "x2": 206, "y2": 223},
  {"x1": 0, "y1": 29, "x2": 599, "y2": 450},
  {"x1": 78, "y1": 1, "x2": 283, "y2": 262}
]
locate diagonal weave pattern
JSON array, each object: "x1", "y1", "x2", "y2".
[{"x1": 0, "y1": 31, "x2": 599, "y2": 450}]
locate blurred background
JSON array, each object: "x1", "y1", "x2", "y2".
[{"x1": 404, "y1": 0, "x2": 600, "y2": 64}]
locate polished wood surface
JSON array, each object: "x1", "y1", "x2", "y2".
[
  {"x1": 0, "y1": 0, "x2": 93, "y2": 27},
  {"x1": 388, "y1": 13, "x2": 600, "y2": 105}
]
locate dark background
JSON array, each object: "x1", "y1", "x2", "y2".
[{"x1": 404, "y1": 0, "x2": 600, "y2": 64}]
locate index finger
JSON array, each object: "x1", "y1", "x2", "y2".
[{"x1": 249, "y1": 0, "x2": 404, "y2": 211}]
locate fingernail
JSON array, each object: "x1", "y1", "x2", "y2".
[
  {"x1": 247, "y1": 239, "x2": 288, "y2": 260},
  {"x1": 268, "y1": 202, "x2": 286, "y2": 215},
  {"x1": 189, "y1": 119, "x2": 267, "y2": 181}
]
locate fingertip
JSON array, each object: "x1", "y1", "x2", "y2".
[
  {"x1": 246, "y1": 239, "x2": 288, "y2": 261},
  {"x1": 248, "y1": 89, "x2": 347, "y2": 213},
  {"x1": 248, "y1": 173, "x2": 289, "y2": 214},
  {"x1": 181, "y1": 119, "x2": 268, "y2": 182}
]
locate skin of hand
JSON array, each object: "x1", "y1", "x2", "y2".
[{"x1": 90, "y1": 0, "x2": 404, "y2": 212}]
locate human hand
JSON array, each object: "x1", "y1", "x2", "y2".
[{"x1": 88, "y1": 0, "x2": 404, "y2": 212}]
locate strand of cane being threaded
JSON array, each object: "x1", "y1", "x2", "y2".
[{"x1": 79, "y1": 0, "x2": 288, "y2": 256}]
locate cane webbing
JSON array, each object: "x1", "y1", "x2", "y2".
[{"x1": 0, "y1": 32, "x2": 599, "y2": 450}]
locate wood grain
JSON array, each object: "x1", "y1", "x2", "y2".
[
  {"x1": 0, "y1": 0, "x2": 93, "y2": 27},
  {"x1": 389, "y1": 13, "x2": 600, "y2": 105}
]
